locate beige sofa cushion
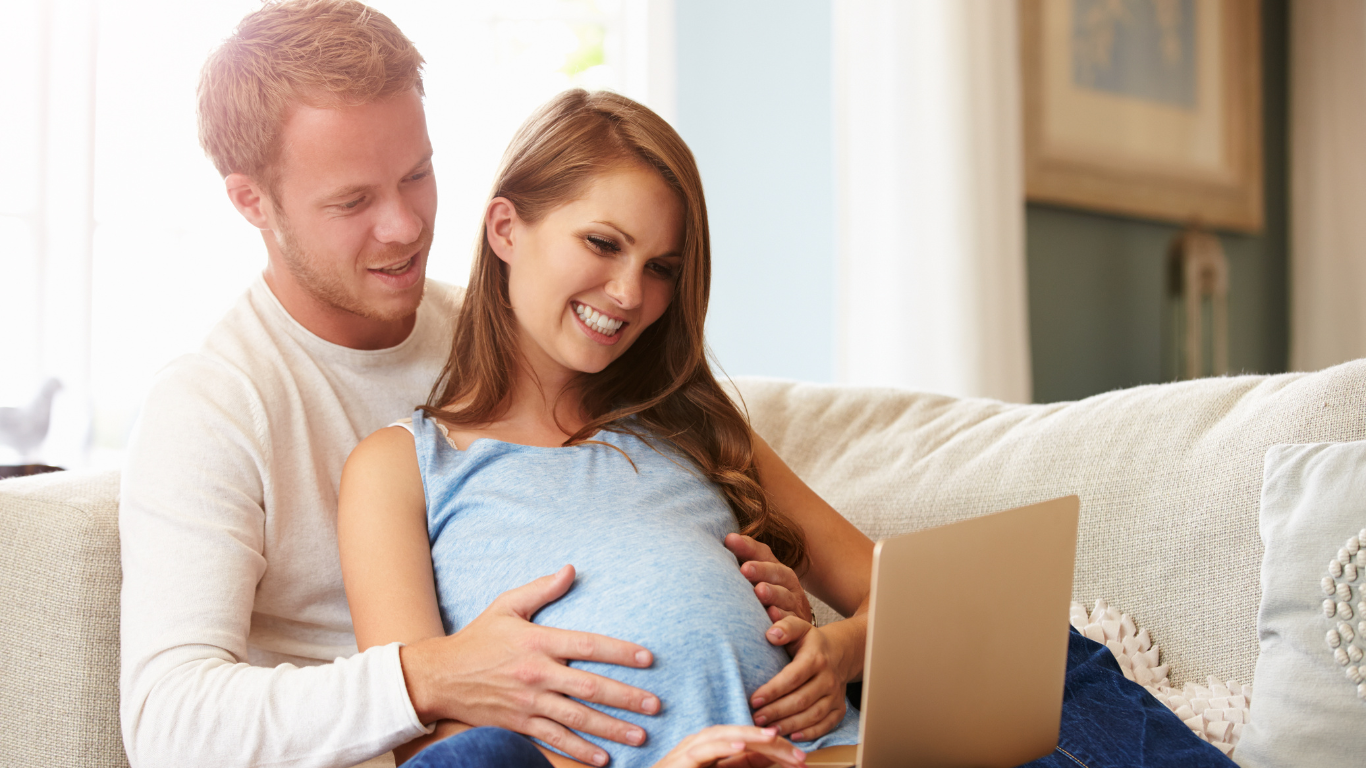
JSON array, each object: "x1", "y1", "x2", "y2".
[
  {"x1": 734, "y1": 359, "x2": 1366, "y2": 688},
  {"x1": 0, "y1": 469, "x2": 125, "y2": 767}
]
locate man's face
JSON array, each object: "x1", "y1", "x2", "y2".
[{"x1": 263, "y1": 88, "x2": 436, "y2": 327}]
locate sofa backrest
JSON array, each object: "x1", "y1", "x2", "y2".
[
  {"x1": 734, "y1": 359, "x2": 1366, "y2": 687},
  {"x1": 0, "y1": 469, "x2": 126, "y2": 767}
]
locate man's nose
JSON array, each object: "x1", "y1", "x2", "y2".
[{"x1": 373, "y1": 193, "x2": 424, "y2": 244}]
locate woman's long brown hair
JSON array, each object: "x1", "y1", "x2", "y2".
[{"x1": 422, "y1": 89, "x2": 807, "y2": 571}]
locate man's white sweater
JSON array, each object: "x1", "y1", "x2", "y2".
[{"x1": 119, "y1": 275, "x2": 461, "y2": 768}]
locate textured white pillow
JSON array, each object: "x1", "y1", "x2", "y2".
[{"x1": 1236, "y1": 442, "x2": 1366, "y2": 768}]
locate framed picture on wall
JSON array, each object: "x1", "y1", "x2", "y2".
[{"x1": 1021, "y1": 0, "x2": 1263, "y2": 232}]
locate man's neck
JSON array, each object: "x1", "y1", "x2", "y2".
[{"x1": 262, "y1": 267, "x2": 417, "y2": 351}]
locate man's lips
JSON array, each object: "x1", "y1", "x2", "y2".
[{"x1": 370, "y1": 254, "x2": 418, "y2": 274}]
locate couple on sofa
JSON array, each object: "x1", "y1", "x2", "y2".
[{"x1": 116, "y1": 2, "x2": 1236, "y2": 767}]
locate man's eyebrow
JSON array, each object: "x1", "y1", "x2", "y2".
[
  {"x1": 591, "y1": 220, "x2": 636, "y2": 245},
  {"x1": 320, "y1": 152, "x2": 434, "y2": 202}
]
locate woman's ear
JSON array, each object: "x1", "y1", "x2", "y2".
[{"x1": 486, "y1": 197, "x2": 518, "y2": 265}]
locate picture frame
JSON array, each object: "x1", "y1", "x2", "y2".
[{"x1": 1022, "y1": 0, "x2": 1263, "y2": 233}]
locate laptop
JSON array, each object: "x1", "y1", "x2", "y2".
[{"x1": 805, "y1": 495, "x2": 1079, "y2": 768}]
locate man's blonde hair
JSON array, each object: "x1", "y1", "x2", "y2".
[{"x1": 197, "y1": 0, "x2": 425, "y2": 187}]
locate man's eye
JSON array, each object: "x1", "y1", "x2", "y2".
[
  {"x1": 587, "y1": 235, "x2": 620, "y2": 253},
  {"x1": 341, "y1": 197, "x2": 364, "y2": 210}
]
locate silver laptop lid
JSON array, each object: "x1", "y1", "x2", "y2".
[{"x1": 856, "y1": 495, "x2": 1079, "y2": 768}]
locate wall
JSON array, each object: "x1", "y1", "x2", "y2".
[
  {"x1": 675, "y1": 0, "x2": 1291, "y2": 401},
  {"x1": 1026, "y1": 0, "x2": 1290, "y2": 403},
  {"x1": 674, "y1": 0, "x2": 836, "y2": 383}
]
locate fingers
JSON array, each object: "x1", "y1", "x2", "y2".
[
  {"x1": 740, "y1": 559, "x2": 799, "y2": 591},
  {"x1": 753, "y1": 671, "x2": 837, "y2": 734},
  {"x1": 716, "y1": 752, "x2": 774, "y2": 768},
  {"x1": 754, "y1": 582, "x2": 806, "y2": 619},
  {"x1": 495, "y1": 565, "x2": 578, "y2": 619},
  {"x1": 763, "y1": 616, "x2": 813, "y2": 648},
  {"x1": 540, "y1": 662, "x2": 661, "y2": 716},
  {"x1": 522, "y1": 715, "x2": 613, "y2": 767},
  {"x1": 762, "y1": 682, "x2": 839, "y2": 740},
  {"x1": 750, "y1": 633, "x2": 823, "y2": 716},
  {"x1": 665, "y1": 726, "x2": 806, "y2": 768},
  {"x1": 727, "y1": 537, "x2": 813, "y2": 624},
  {"x1": 725, "y1": 532, "x2": 774, "y2": 564},
  {"x1": 534, "y1": 623, "x2": 654, "y2": 669},
  {"x1": 788, "y1": 707, "x2": 847, "y2": 743},
  {"x1": 537, "y1": 688, "x2": 651, "y2": 746}
]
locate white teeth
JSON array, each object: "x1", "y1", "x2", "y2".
[{"x1": 574, "y1": 303, "x2": 621, "y2": 336}]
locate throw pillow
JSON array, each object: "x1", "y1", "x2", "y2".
[
  {"x1": 1070, "y1": 599, "x2": 1251, "y2": 757},
  {"x1": 1236, "y1": 441, "x2": 1366, "y2": 768}
]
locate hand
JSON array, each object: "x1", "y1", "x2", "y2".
[
  {"x1": 748, "y1": 619, "x2": 851, "y2": 743},
  {"x1": 725, "y1": 533, "x2": 813, "y2": 624},
  {"x1": 399, "y1": 565, "x2": 661, "y2": 767},
  {"x1": 653, "y1": 726, "x2": 806, "y2": 768}
]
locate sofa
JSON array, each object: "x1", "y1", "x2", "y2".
[{"x1": 3, "y1": 360, "x2": 1365, "y2": 767}]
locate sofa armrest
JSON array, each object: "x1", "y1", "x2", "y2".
[{"x1": 0, "y1": 470, "x2": 127, "y2": 767}]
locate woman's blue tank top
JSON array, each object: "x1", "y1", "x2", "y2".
[{"x1": 407, "y1": 410, "x2": 860, "y2": 766}]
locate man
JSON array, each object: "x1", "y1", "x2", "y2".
[{"x1": 118, "y1": 2, "x2": 811, "y2": 767}]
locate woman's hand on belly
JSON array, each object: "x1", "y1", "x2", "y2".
[
  {"x1": 653, "y1": 725, "x2": 806, "y2": 768},
  {"x1": 747, "y1": 615, "x2": 867, "y2": 743}
]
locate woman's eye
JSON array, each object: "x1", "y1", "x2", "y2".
[
  {"x1": 586, "y1": 235, "x2": 620, "y2": 253},
  {"x1": 648, "y1": 261, "x2": 677, "y2": 280}
]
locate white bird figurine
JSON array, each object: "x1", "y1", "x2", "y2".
[{"x1": 0, "y1": 378, "x2": 62, "y2": 463}]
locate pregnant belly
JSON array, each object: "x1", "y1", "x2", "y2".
[{"x1": 529, "y1": 546, "x2": 789, "y2": 764}]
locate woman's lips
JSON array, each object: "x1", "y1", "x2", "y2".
[{"x1": 571, "y1": 302, "x2": 625, "y2": 345}]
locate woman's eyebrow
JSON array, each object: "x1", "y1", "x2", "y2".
[{"x1": 591, "y1": 220, "x2": 636, "y2": 245}]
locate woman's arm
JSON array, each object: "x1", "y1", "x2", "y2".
[
  {"x1": 338, "y1": 427, "x2": 451, "y2": 763},
  {"x1": 741, "y1": 432, "x2": 875, "y2": 741},
  {"x1": 338, "y1": 427, "x2": 446, "y2": 650}
]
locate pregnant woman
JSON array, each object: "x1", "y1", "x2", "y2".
[
  {"x1": 337, "y1": 89, "x2": 871, "y2": 767},
  {"x1": 337, "y1": 88, "x2": 1237, "y2": 768}
]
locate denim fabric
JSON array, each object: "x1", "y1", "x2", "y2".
[
  {"x1": 405, "y1": 727, "x2": 553, "y2": 768},
  {"x1": 1022, "y1": 628, "x2": 1237, "y2": 768}
]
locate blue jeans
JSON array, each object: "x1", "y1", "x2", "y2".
[
  {"x1": 406, "y1": 630, "x2": 1238, "y2": 768},
  {"x1": 404, "y1": 726, "x2": 553, "y2": 768},
  {"x1": 1022, "y1": 628, "x2": 1237, "y2": 768}
]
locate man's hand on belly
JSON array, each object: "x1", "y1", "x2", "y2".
[
  {"x1": 399, "y1": 565, "x2": 661, "y2": 768},
  {"x1": 725, "y1": 533, "x2": 814, "y2": 623}
]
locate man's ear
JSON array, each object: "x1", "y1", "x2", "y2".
[
  {"x1": 226, "y1": 173, "x2": 273, "y2": 230},
  {"x1": 486, "y1": 197, "x2": 518, "y2": 265}
]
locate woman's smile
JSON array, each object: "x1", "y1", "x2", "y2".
[{"x1": 571, "y1": 300, "x2": 627, "y2": 341}]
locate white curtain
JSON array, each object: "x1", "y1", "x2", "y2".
[
  {"x1": 833, "y1": 0, "x2": 1032, "y2": 402},
  {"x1": 1290, "y1": 0, "x2": 1366, "y2": 372}
]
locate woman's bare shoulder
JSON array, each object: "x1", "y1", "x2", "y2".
[{"x1": 343, "y1": 424, "x2": 422, "y2": 496}]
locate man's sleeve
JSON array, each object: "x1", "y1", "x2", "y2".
[{"x1": 118, "y1": 356, "x2": 431, "y2": 768}]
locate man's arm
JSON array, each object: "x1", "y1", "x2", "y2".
[{"x1": 119, "y1": 358, "x2": 430, "y2": 768}]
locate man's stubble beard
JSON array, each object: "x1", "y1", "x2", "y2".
[{"x1": 273, "y1": 211, "x2": 432, "y2": 323}]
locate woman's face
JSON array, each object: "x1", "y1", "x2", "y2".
[{"x1": 491, "y1": 162, "x2": 685, "y2": 382}]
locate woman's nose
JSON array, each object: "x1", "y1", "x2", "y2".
[{"x1": 605, "y1": 264, "x2": 644, "y2": 310}]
